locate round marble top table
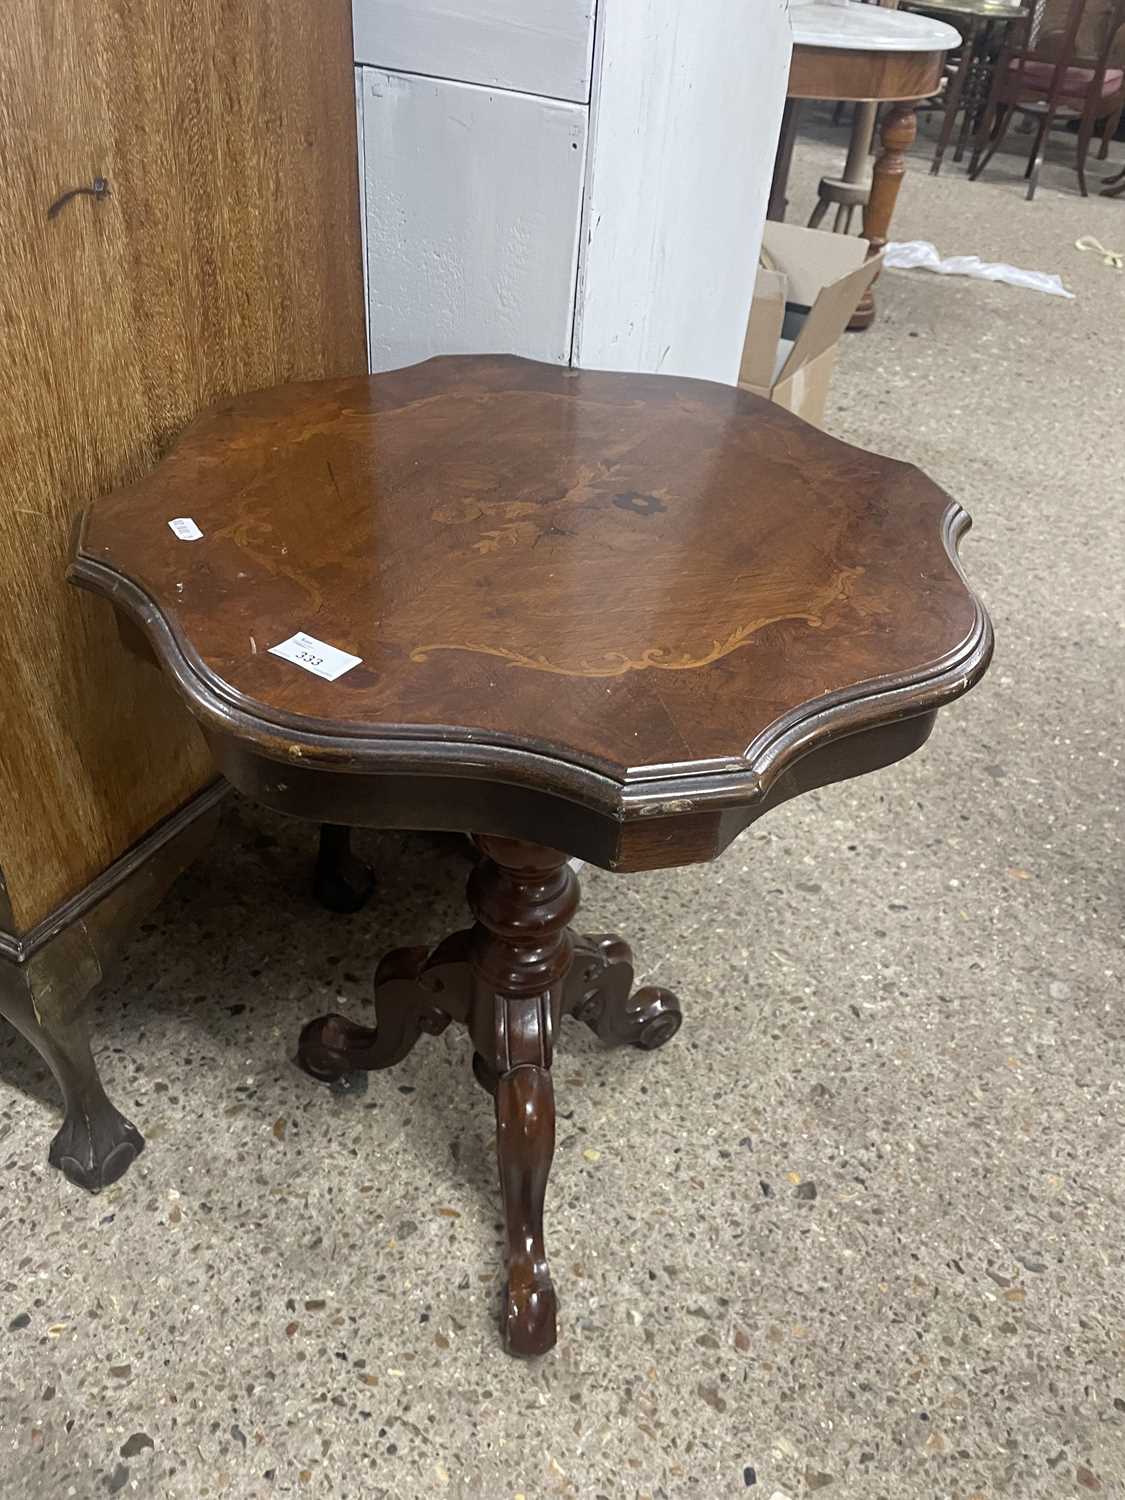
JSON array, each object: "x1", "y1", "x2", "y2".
[
  {"x1": 903, "y1": 0, "x2": 1026, "y2": 16},
  {"x1": 790, "y1": 0, "x2": 960, "y2": 54},
  {"x1": 772, "y1": 2, "x2": 961, "y2": 328}
]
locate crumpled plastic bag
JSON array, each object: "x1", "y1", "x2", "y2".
[{"x1": 883, "y1": 240, "x2": 1075, "y2": 299}]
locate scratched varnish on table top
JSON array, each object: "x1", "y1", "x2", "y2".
[{"x1": 74, "y1": 356, "x2": 987, "y2": 783}]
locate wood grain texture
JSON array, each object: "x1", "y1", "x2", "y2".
[
  {"x1": 72, "y1": 356, "x2": 993, "y2": 872},
  {"x1": 852, "y1": 102, "x2": 919, "y2": 330},
  {"x1": 788, "y1": 45, "x2": 946, "y2": 101},
  {"x1": 0, "y1": 0, "x2": 365, "y2": 931}
]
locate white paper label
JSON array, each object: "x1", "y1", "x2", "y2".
[
  {"x1": 268, "y1": 630, "x2": 362, "y2": 682},
  {"x1": 168, "y1": 517, "x2": 203, "y2": 541}
]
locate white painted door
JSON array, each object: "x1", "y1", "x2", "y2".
[
  {"x1": 352, "y1": 0, "x2": 596, "y2": 102},
  {"x1": 359, "y1": 68, "x2": 587, "y2": 372}
]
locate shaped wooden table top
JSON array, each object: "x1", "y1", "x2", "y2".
[
  {"x1": 72, "y1": 354, "x2": 991, "y2": 871},
  {"x1": 71, "y1": 355, "x2": 992, "y2": 1358}
]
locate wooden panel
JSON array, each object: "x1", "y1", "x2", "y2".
[
  {"x1": 361, "y1": 70, "x2": 586, "y2": 373},
  {"x1": 788, "y1": 45, "x2": 946, "y2": 102},
  {"x1": 0, "y1": 0, "x2": 366, "y2": 932},
  {"x1": 351, "y1": 0, "x2": 596, "y2": 103},
  {"x1": 574, "y1": 0, "x2": 792, "y2": 383}
]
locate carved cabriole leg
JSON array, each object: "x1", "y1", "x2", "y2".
[
  {"x1": 0, "y1": 783, "x2": 224, "y2": 1190},
  {"x1": 850, "y1": 101, "x2": 918, "y2": 333},
  {"x1": 0, "y1": 974, "x2": 143, "y2": 1192},
  {"x1": 467, "y1": 837, "x2": 575, "y2": 1358}
]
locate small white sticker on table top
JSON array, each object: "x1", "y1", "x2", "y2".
[
  {"x1": 268, "y1": 630, "x2": 362, "y2": 682},
  {"x1": 168, "y1": 517, "x2": 203, "y2": 541}
]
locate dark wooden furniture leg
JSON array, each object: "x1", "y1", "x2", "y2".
[
  {"x1": 465, "y1": 839, "x2": 573, "y2": 1355},
  {"x1": 297, "y1": 836, "x2": 682, "y2": 1356},
  {"x1": 1100, "y1": 101, "x2": 1123, "y2": 159},
  {"x1": 298, "y1": 933, "x2": 471, "y2": 1078},
  {"x1": 313, "y1": 824, "x2": 376, "y2": 913},
  {"x1": 767, "y1": 98, "x2": 802, "y2": 222},
  {"x1": 566, "y1": 934, "x2": 682, "y2": 1049},
  {"x1": 1076, "y1": 97, "x2": 1101, "y2": 197},
  {"x1": 932, "y1": 16, "x2": 978, "y2": 176},
  {"x1": 0, "y1": 977, "x2": 143, "y2": 1191},
  {"x1": 0, "y1": 782, "x2": 224, "y2": 1190},
  {"x1": 952, "y1": 20, "x2": 989, "y2": 165},
  {"x1": 851, "y1": 101, "x2": 917, "y2": 332}
]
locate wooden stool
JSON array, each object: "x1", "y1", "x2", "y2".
[
  {"x1": 809, "y1": 101, "x2": 881, "y2": 234},
  {"x1": 71, "y1": 356, "x2": 992, "y2": 1356}
]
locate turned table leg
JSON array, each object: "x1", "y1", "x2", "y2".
[
  {"x1": 467, "y1": 837, "x2": 575, "y2": 1356},
  {"x1": 767, "y1": 98, "x2": 802, "y2": 222},
  {"x1": 850, "y1": 101, "x2": 917, "y2": 332},
  {"x1": 312, "y1": 824, "x2": 376, "y2": 913}
]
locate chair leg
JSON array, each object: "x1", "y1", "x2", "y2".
[
  {"x1": 932, "y1": 19, "x2": 978, "y2": 176},
  {"x1": 808, "y1": 196, "x2": 830, "y2": 230},
  {"x1": 1076, "y1": 107, "x2": 1099, "y2": 196},
  {"x1": 1027, "y1": 105, "x2": 1063, "y2": 200},
  {"x1": 1024, "y1": 114, "x2": 1049, "y2": 178},
  {"x1": 1100, "y1": 103, "x2": 1122, "y2": 159},
  {"x1": 970, "y1": 103, "x2": 1015, "y2": 179}
]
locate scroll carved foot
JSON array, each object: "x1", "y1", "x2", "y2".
[
  {"x1": 496, "y1": 1064, "x2": 557, "y2": 1357},
  {"x1": 312, "y1": 824, "x2": 376, "y2": 914},
  {"x1": 567, "y1": 934, "x2": 683, "y2": 1051},
  {"x1": 297, "y1": 933, "x2": 471, "y2": 1081}
]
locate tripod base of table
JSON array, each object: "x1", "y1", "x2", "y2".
[{"x1": 296, "y1": 836, "x2": 683, "y2": 1357}]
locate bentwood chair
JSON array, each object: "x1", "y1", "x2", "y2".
[{"x1": 969, "y1": 0, "x2": 1125, "y2": 195}]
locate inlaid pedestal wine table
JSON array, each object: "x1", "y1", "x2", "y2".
[{"x1": 70, "y1": 355, "x2": 992, "y2": 1357}]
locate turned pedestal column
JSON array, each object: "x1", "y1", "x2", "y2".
[{"x1": 297, "y1": 836, "x2": 681, "y2": 1356}]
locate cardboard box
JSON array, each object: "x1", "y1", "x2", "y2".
[{"x1": 739, "y1": 221, "x2": 883, "y2": 428}]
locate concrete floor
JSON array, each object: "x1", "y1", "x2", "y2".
[{"x1": 2, "y1": 117, "x2": 1123, "y2": 1500}]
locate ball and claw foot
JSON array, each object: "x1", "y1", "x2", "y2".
[
  {"x1": 312, "y1": 824, "x2": 376, "y2": 914},
  {"x1": 49, "y1": 1106, "x2": 144, "y2": 1193}
]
